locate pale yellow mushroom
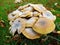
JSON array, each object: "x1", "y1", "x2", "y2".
[
  {"x1": 8, "y1": 10, "x2": 33, "y2": 20},
  {"x1": 9, "y1": 20, "x2": 14, "y2": 25},
  {"x1": 21, "y1": 6, "x2": 33, "y2": 12},
  {"x1": 33, "y1": 17, "x2": 55, "y2": 34},
  {"x1": 9, "y1": 18, "x2": 25, "y2": 35},
  {"x1": 8, "y1": 3, "x2": 56, "y2": 38},
  {"x1": 27, "y1": 12, "x2": 33, "y2": 17},
  {"x1": 8, "y1": 10, "x2": 23, "y2": 21},
  {"x1": 30, "y1": 4, "x2": 47, "y2": 13},
  {"x1": 20, "y1": 11, "x2": 33, "y2": 17},
  {"x1": 33, "y1": 11, "x2": 41, "y2": 17},
  {"x1": 24, "y1": 17, "x2": 38, "y2": 27},
  {"x1": 40, "y1": 10, "x2": 56, "y2": 21},
  {"x1": 22, "y1": 28, "x2": 41, "y2": 39},
  {"x1": 18, "y1": 3, "x2": 31, "y2": 10}
]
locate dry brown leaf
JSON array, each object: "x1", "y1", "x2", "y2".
[
  {"x1": 56, "y1": 14, "x2": 60, "y2": 17},
  {"x1": 0, "y1": 20, "x2": 5, "y2": 27}
]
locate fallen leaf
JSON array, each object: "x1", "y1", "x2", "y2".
[
  {"x1": 56, "y1": 14, "x2": 60, "y2": 17},
  {"x1": 0, "y1": 20, "x2": 5, "y2": 27}
]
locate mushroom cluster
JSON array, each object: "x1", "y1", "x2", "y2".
[{"x1": 8, "y1": 3, "x2": 56, "y2": 39}]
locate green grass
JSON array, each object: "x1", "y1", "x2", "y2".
[{"x1": 0, "y1": 0, "x2": 60, "y2": 45}]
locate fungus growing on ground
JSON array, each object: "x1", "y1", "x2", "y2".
[
  {"x1": 22, "y1": 28, "x2": 40, "y2": 39},
  {"x1": 33, "y1": 17, "x2": 55, "y2": 34},
  {"x1": 9, "y1": 18, "x2": 25, "y2": 35},
  {"x1": 8, "y1": 3, "x2": 56, "y2": 39},
  {"x1": 41, "y1": 10, "x2": 56, "y2": 21},
  {"x1": 23, "y1": 17, "x2": 38, "y2": 27}
]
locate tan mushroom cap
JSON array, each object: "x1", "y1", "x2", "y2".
[
  {"x1": 24, "y1": 17, "x2": 38, "y2": 27},
  {"x1": 23, "y1": 11, "x2": 33, "y2": 17},
  {"x1": 9, "y1": 18, "x2": 25, "y2": 35},
  {"x1": 33, "y1": 11, "x2": 41, "y2": 17},
  {"x1": 31, "y1": 4, "x2": 47, "y2": 13},
  {"x1": 33, "y1": 17, "x2": 55, "y2": 34},
  {"x1": 18, "y1": 11, "x2": 33, "y2": 18},
  {"x1": 22, "y1": 28, "x2": 41, "y2": 39},
  {"x1": 8, "y1": 10, "x2": 23, "y2": 21},
  {"x1": 18, "y1": 3, "x2": 32, "y2": 10},
  {"x1": 40, "y1": 10, "x2": 56, "y2": 21},
  {"x1": 21, "y1": 6, "x2": 33, "y2": 12}
]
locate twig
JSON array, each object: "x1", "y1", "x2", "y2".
[{"x1": 47, "y1": 35, "x2": 60, "y2": 42}]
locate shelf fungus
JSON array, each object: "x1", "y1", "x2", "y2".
[
  {"x1": 22, "y1": 28, "x2": 40, "y2": 39},
  {"x1": 9, "y1": 18, "x2": 25, "y2": 35},
  {"x1": 33, "y1": 17, "x2": 55, "y2": 34},
  {"x1": 8, "y1": 3, "x2": 56, "y2": 39}
]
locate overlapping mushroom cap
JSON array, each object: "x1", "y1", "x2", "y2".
[
  {"x1": 8, "y1": 3, "x2": 56, "y2": 39},
  {"x1": 9, "y1": 18, "x2": 25, "y2": 35},
  {"x1": 22, "y1": 28, "x2": 40, "y2": 39},
  {"x1": 41, "y1": 10, "x2": 56, "y2": 21},
  {"x1": 23, "y1": 17, "x2": 38, "y2": 27},
  {"x1": 33, "y1": 17, "x2": 55, "y2": 34}
]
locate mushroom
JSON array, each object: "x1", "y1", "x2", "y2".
[
  {"x1": 40, "y1": 10, "x2": 56, "y2": 21},
  {"x1": 9, "y1": 20, "x2": 14, "y2": 25},
  {"x1": 9, "y1": 18, "x2": 25, "y2": 35},
  {"x1": 8, "y1": 10, "x2": 23, "y2": 21},
  {"x1": 33, "y1": 17, "x2": 55, "y2": 34},
  {"x1": 31, "y1": 4, "x2": 47, "y2": 13},
  {"x1": 20, "y1": 11, "x2": 33, "y2": 17},
  {"x1": 24, "y1": 17, "x2": 38, "y2": 27},
  {"x1": 8, "y1": 3, "x2": 56, "y2": 39},
  {"x1": 22, "y1": 28, "x2": 40, "y2": 39},
  {"x1": 33, "y1": 11, "x2": 41, "y2": 17},
  {"x1": 18, "y1": 3, "x2": 31, "y2": 10},
  {"x1": 8, "y1": 10, "x2": 33, "y2": 20},
  {"x1": 21, "y1": 6, "x2": 33, "y2": 12}
]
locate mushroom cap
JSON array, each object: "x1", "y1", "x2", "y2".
[
  {"x1": 31, "y1": 4, "x2": 47, "y2": 13},
  {"x1": 9, "y1": 20, "x2": 14, "y2": 25},
  {"x1": 8, "y1": 10, "x2": 23, "y2": 21},
  {"x1": 8, "y1": 10, "x2": 33, "y2": 20},
  {"x1": 21, "y1": 11, "x2": 33, "y2": 17},
  {"x1": 33, "y1": 11, "x2": 41, "y2": 17},
  {"x1": 33, "y1": 17, "x2": 55, "y2": 34},
  {"x1": 22, "y1": 28, "x2": 40, "y2": 39},
  {"x1": 24, "y1": 17, "x2": 38, "y2": 27},
  {"x1": 22, "y1": 6, "x2": 33, "y2": 12},
  {"x1": 18, "y1": 3, "x2": 32, "y2": 10},
  {"x1": 41, "y1": 10, "x2": 56, "y2": 21},
  {"x1": 9, "y1": 18, "x2": 25, "y2": 35}
]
